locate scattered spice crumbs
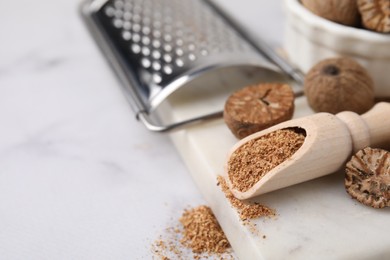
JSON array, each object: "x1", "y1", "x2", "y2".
[
  {"x1": 217, "y1": 175, "x2": 276, "y2": 221},
  {"x1": 152, "y1": 205, "x2": 235, "y2": 260}
]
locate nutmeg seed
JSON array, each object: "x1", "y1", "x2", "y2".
[
  {"x1": 357, "y1": 0, "x2": 390, "y2": 33},
  {"x1": 223, "y1": 83, "x2": 295, "y2": 139},
  {"x1": 301, "y1": 0, "x2": 360, "y2": 26},
  {"x1": 345, "y1": 147, "x2": 390, "y2": 209},
  {"x1": 304, "y1": 57, "x2": 375, "y2": 114}
]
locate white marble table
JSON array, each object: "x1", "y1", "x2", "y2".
[{"x1": 0, "y1": 0, "x2": 303, "y2": 259}]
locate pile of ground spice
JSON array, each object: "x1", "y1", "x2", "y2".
[
  {"x1": 180, "y1": 206, "x2": 230, "y2": 254},
  {"x1": 217, "y1": 175, "x2": 275, "y2": 221},
  {"x1": 227, "y1": 128, "x2": 305, "y2": 192},
  {"x1": 152, "y1": 206, "x2": 234, "y2": 260}
]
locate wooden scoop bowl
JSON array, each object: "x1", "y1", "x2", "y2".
[{"x1": 225, "y1": 102, "x2": 390, "y2": 200}]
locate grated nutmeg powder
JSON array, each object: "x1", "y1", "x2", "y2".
[
  {"x1": 217, "y1": 175, "x2": 275, "y2": 221},
  {"x1": 180, "y1": 206, "x2": 230, "y2": 254},
  {"x1": 152, "y1": 206, "x2": 233, "y2": 259},
  {"x1": 228, "y1": 128, "x2": 305, "y2": 192}
]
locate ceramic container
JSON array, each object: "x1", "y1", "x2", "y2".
[{"x1": 284, "y1": 0, "x2": 390, "y2": 98}]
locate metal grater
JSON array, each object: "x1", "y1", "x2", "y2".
[{"x1": 80, "y1": 0, "x2": 304, "y2": 131}]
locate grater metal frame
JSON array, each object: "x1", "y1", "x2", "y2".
[{"x1": 80, "y1": 0, "x2": 304, "y2": 132}]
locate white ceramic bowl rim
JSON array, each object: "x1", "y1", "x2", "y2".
[{"x1": 286, "y1": 0, "x2": 390, "y2": 43}]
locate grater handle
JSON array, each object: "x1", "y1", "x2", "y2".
[{"x1": 137, "y1": 110, "x2": 223, "y2": 132}]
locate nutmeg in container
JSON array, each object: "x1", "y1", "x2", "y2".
[{"x1": 358, "y1": 0, "x2": 390, "y2": 33}]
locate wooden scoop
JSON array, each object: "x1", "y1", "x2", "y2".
[{"x1": 225, "y1": 102, "x2": 390, "y2": 200}]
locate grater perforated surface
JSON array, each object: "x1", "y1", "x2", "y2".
[{"x1": 95, "y1": 0, "x2": 263, "y2": 109}]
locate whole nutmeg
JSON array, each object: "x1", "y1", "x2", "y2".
[
  {"x1": 357, "y1": 0, "x2": 390, "y2": 33},
  {"x1": 223, "y1": 83, "x2": 295, "y2": 139},
  {"x1": 301, "y1": 0, "x2": 360, "y2": 26},
  {"x1": 304, "y1": 57, "x2": 375, "y2": 114}
]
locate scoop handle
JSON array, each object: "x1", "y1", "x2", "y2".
[{"x1": 361, "y1": 102, "x2": 390, "y2": 148}]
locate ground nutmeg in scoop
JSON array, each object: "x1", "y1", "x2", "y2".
[{"x1": 228, "y1": 128, "x2": 305, "y2": 192}]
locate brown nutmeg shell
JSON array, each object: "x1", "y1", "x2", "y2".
[
  {"x1": 223, "y1": 83, "x2": 295, "y2": 139},
  {"x1": 357, "y1": 0, "x2": 390, "y2": 33},
  {"x1": 301, "y1": 0, "x2": 360, "y2": 26},
  {"x1": 304, "y1": 57, "x2": 375, "y2": 114},
  {"x1": 345, "y1": 147, "x2": 390, "y2": 209}
]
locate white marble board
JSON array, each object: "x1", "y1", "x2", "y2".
[{"x1": 162, "y1": 87, "x2": 390, "y2": 259}]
